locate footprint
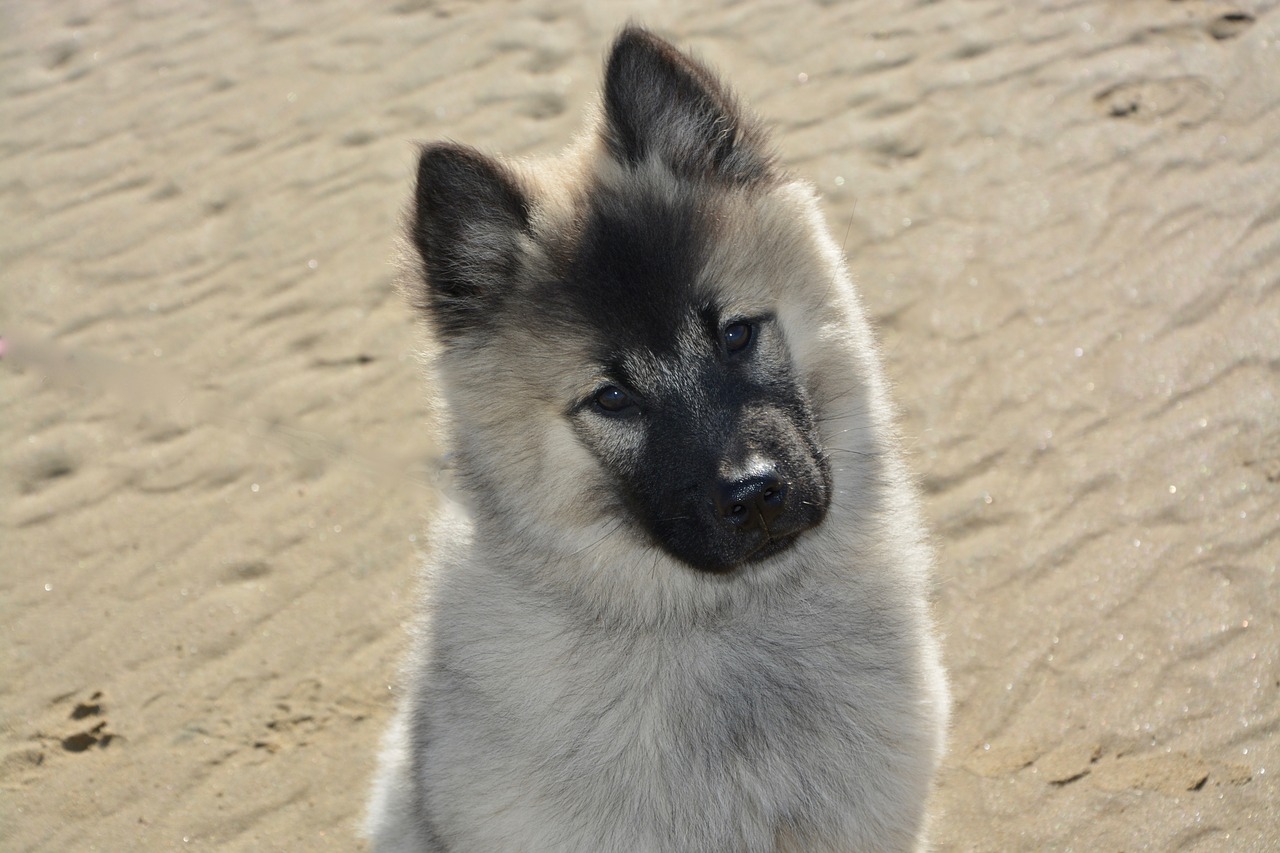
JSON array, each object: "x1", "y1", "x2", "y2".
[
  {"x1": 62, "y1": 722, "x2": 114, "y2": 752},
  {"x1": 56, "y1": 691, "x2": 118, "y2": 752},
  {"x1": 517, "y1": 92, "x2": 567, "y2": 121},
  {"x1": 45, "y1": 39, "x2": 80, "y2": 70},
  {"x1": 1094, "y1": 76, "x2": 1216, "y2": 124},
  {"x1": 524, "y1": 47, "x2": 570, "y2": 74},
  {"x1": 222, "y1": 560, "x2": 272, "y2": 583},
  {"x1": 0, "y1": 747, "x2": 46, "y2": 781},
  {"x1": 70, "y1": 695, "x2": 103, "y2": 719},
  {"x1": 340, "y1": 129, "x2": 377, "y2": 147},
  {"x1": 251, "y1": 681, "x2": 373, "y2": 753},
  {"x1": 254, "y1": 702, "x2": 320, "y2": 753},
  {"x1": 16, "y1": 449, "x2": 78, "y2": 495},
  {"x1": 1240, "y1": 432, "x2": 1280, "y2": 484},
  {"x1": 1207, "y1": 12, "x2": 1255, "y2": 40}
]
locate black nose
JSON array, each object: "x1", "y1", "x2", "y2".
[{"x1": 715, "y1": 470, "x2": 788, "y2": 532}]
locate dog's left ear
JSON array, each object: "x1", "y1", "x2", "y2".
[{"x1": 602, "y1": 26, "x2": 773, "y2": 185}]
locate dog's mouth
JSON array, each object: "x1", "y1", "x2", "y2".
[
  {"x1": 749, "y1": 529, "x2": 804, "y2": 560},
  {"x1": 694, "y1": 522, "x2": 815, "y2": 575}
]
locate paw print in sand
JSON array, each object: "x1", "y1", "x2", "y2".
[{"x1": 58, "y1": 691, "x2": 119, "y2": 752}]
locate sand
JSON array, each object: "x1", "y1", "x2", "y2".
[{"x1": 2, "y1": 1, "x2": 1278, "y2": 850}]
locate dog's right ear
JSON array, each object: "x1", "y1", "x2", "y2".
[{"x1": 410, "y1": 142, "x2": 530, "y2": 339}]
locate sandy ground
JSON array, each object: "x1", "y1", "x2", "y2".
[{"x1": 3, "y1": 1, "x2": 1279, "y2": 850}]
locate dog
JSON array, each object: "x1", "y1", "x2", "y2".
[{"x1": 366, "y1": 25, "x2": 949, "y2": 852}]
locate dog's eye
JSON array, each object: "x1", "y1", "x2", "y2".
[
  {"x1": 594, "y1": 385, "x2": 637, "y2": 416},
  {"x1": 723, "y1": 322, "x2": 753, "y2": 353}
]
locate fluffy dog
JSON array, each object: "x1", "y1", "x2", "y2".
[{"x1": 367, "y1": 26, "x2": 949, "y2": 852}]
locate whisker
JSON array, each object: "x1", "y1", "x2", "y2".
[{"x1": 568, "y1": 519, "x2": 627, "y2": 559}]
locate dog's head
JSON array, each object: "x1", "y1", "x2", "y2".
[{"x1": 408, "y1": 28, "x2": 880, "y2": 577}]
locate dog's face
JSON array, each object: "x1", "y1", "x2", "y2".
[
  {"x1": 409, "y1": 29, "x2": 845, "y2": 575},
  {"x1": 553, "y1": 178, "x2": 832, "y2": 573}
]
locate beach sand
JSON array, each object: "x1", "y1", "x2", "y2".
[{"x1": 2, "y1": 1, "x2": 1278, "y2": 849}]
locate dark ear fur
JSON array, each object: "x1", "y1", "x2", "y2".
[
  {"x1": 411, "y1": 142, "x2": 530, "y2": 338},
  {"x1": 603, "y1": 26, "x2": 773, "y2": 184}
]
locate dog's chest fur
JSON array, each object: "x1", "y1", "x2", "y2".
[{"x1": 413, "y1": 551, "x2": 932, "y2": 852}]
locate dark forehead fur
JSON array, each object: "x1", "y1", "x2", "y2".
[{"x1": 533, "y1": 179, "x2": 717, "y2": 360}]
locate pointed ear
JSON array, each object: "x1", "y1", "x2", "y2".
[
  {"x1": 602, "y1": 26, "x2": 773, "y2": 184},
  {"x1": 410, "y1": 142, "x2": 530, "y2": 339}
]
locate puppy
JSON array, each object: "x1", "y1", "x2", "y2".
[{"x1": 367, "y1": 26, "x2": 950, "y2": 852}]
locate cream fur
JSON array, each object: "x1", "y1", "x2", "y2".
[{"x1": 367, "y1": 29, "x2": 948, "y2": 853}]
